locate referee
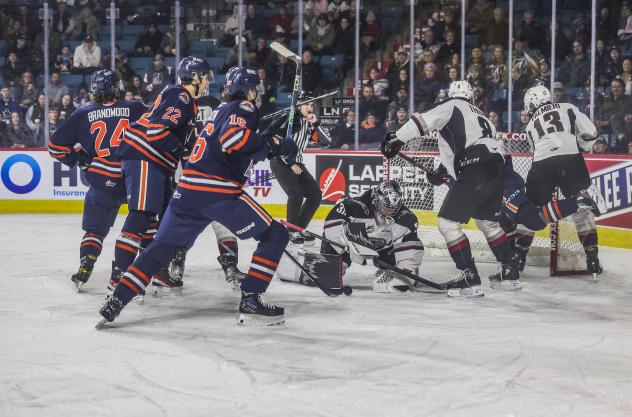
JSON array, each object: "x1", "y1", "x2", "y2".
[{"x1": 269, "y1": 92, "x2": 331, "y2": 244}]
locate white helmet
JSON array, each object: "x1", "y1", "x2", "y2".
[
  {"x1": 524, "y1": 85, "x2": 551, "y2": 115},
  {"x1": 447, "y1": 80, "x2": 473, "y2": 100}
]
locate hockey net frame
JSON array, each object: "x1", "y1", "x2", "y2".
[{"x1": 384, "y1": 132, "x2": 590, "y2": 277}]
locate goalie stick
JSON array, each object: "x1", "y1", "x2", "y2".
[
  {"x1": 281, "y1": 220, "x2": 447, "y2": 290},
  {"x1": 282, "y1": 249, "x2": 353, "y2": 296}
]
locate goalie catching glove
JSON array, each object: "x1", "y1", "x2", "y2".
[{"x1": 380, "y1": 132, "x2": 405, "y2": 159}]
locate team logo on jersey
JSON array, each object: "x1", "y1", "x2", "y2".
[
  {"x1": 179, "y1": 92, "x2": 190, "y2": 104},
  {"x1": 239, "y1": 100, "x2": 255, "y2": 112},
  {"x1": 236, "y1": 222, "x2": 256, "y2": 235},
  {"x1": 105, "y1": 180, "x2": 117, "y2": 187},
  {"x1": 173, "y1": 190, "x2": 181, "y2": 199}
]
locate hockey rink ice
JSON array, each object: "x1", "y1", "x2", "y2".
[{"x1": 1, "y1": 214, "x2": 632, "y2": 417}]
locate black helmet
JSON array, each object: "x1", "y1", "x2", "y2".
[{"x1": 373, "y1": 180, "x2": 403, "y2": 219}]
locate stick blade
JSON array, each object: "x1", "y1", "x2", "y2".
[{"x1": 270, "y1": 41, "x2": 301, "y2": 62}]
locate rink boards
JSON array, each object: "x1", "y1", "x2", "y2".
[{"x1": 1, "y1": 148, "x2": 631, "y2": 249}]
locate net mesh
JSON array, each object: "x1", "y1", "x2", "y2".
[{"x1": 385, "y1": 132, "x2": 587, "y2": 274}]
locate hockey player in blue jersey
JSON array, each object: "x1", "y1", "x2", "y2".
[
  {"x1": 48, "y1": 69, "x2": 147, "y2": 291},
  {"x1": 110, "y1": 56, "x2": 212, "y2": 293},
  {"x1": 97, "y1": 67, "x2": 298, "y2": 327}
]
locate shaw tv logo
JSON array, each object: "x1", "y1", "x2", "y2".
[{"x1": 319, "y1": 159, "x2": 346, "y2": 202}]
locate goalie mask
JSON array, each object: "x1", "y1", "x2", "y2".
[{"x1": 372, "y1": 180, "x2": 403, "y2": 223}]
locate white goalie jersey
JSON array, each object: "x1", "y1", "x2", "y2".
[
  {"x1": 395, "y1": 98, "x2": 502, "y2": 178},
  {"x1": 524, "y1": 102, "x2": 598, "y2": 162}
]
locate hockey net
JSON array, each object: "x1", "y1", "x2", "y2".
[{"x1": 384, "y1": 132, "x2": 589, "y2": 276}]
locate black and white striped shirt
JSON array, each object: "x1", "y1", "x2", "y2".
[{"x1": 292, "y1": 118, "x2": 331, "y2": 164}]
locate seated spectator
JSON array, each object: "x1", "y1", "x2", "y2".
[
  {"x1": 329, "y1": 109, "x2": 355, "y2": 149},
  {"x1": 301, "y1": 49, "x2": 323, "y2": 94},
  {"x1": 72, "y1": 35, "x2": 101, "y2": 74},
  {"x1": 432, "y1": 9, "x2": 459, "y2": 42},
  {"x1": 329, "y1": 0, "x2": 350, "y2": 18},
  {"x1": 594, "y1": 40, "x2": 609, "y2": 80},
  {"x1": 1, "y1": 52, "x2": 24, "y2": 88},
  {"x1": 72, "y1": 6, "x2": 100, "y2": 40},
  {"x1": 436, "y1": 31, "x2": 460, "y2": 65},
  {"x1": 244, "y1": 4, "x2": 265, "y2": 42},
  {"x1": 266, "y1": 5, "x2": 292, "y2": 43},
  {"x1": 597, "y1": 78, "x2": 632, "y2": 134},
  {"x1": 387, "y1": 51, "x2": 409, "y2": 88},
  {"x1": 12, "y1": 33, "x2": 33, "y2": 71},
  {"x1": 468, "y1": 47, "x2": 485, "y2": 69},
  {"x1": 307, "y1": 13, "x2": 336, "y2": 55},
  {"x1": 418, "y1": 50, "x2": 438, "y2": 77},
  {"x1": 618, "y1": 5, "x2": 632, "y2": 43},
  {"x1": 466, "y1": 0, "x2": 493, "y2": 35},
  {"x1": 547, "y1": 21, "x2": 571, "y2": 63},
  {"x1": 359, "y1": 111, "x2": 386, "y2": 146},
  {"x1": 472, "y1": 81, "x2": 493, "y2": 115},
  {"x1": 361, "y1": 10, "x2": 380, "y2": 53},
  {"x1": 256, "y1": 67, "x2": 276, "y2": 117},
  {"x1": 135, "y1": 23, "x2": 163, "y2": 57},
  {"x1": 54, "y1": 44, "x2": 74, "y2": 73},
  {"x1": 128, "y1": 75, "x2": 146, "y2": 101},
  {"x1": 598, "y1": 7, "x2": 616, "y2": 44},
  {"x1": 387, "y1": 87, "x2": 409, "y2": 122},
  {"x1": 53, "y1": 1, "x2": 74, "y2": 40},
  {"x1": 335, "y1": 16, "x2": 354, "y2": 70},
  {"x1": 511, "y1": 65, "x2": 530, "y2": 110},
  {"x1": 488, "y1": 110, "x2": 506, "y2": 132},
  {"x1": 592, "y1": 138, "x2": 609, "y2": 154},
  {"x1": 512, "y1": 38, "x2": 541, "y2": 82},
  {"x1": 1, "y1": 87, "x2": 21, "y2": 127},
  {"x1": 386, "y1": 106, "x2": 409, "y2": 130},
  {"x1": 480, "y1": 8, "x2": 508, "y2": 51},
  {"x1": 466, "y1": 64, "x2": 485, "y2": 88},
  {"x1": 364, "y1": 68, "x2": 389, "y2": 100},
  {"x1": 15, "y1": 78, "x2": 39, "y2": 110},
  {"x1": 25, "y1": 93, "x2": 46, "y2": 134},
  {"x1": 33, "y1": 106, "x2": 60, "y2": 146},
  {"x1": 103, "y1": 48, "x2": 137, "y2": 87},
  {"x1": 420, "y1": 29, "x2": 441, "y2": 57},
  {"x1": 142, "y1": 54, "x2": 175, "y2": 103},
  {"x1": 359, "y1": 84, "x2": 387, "y2": 124},
  {"x1": 48, "y1": 71, "x2": 70, "y2": 104},
  {"x1": 605, "y1": 46, "x2": 623, "y2": 81},
  {"x1": 414, "y1": 63, "x2": 442, "y2": 111},
  {"x1": 516, "y1": 9, "x2": 544, "y2": 52},
  {"x1": 291, "y1": 3, "x2": 316, "y2": 41},
  {"x1": 389, "y1": 68, "x2": 410, "y2": 100},
  {"x1": 558, "y1": 41, "x2": 591, "y2": 87},
  {"x1": 59, "y1": 94, "x2": 76, "y2": 122},
  {"x1": 124, "y1": 91, "x2": 135, "y2": 101},
  {"x1": 515, "y1": 111, "x2": 530, "y2": 133},
  {"x1": 485, "y1": 46, "x2": 508, "y2": 89},
  {"x1": 161, "y1": 20, "x2": 188, "y2": 57},
  {"x1": 248, "y1": 38, "x2": 269, "y2": 68},
  {"x1": 266, "y1": 53, "x2": 295, "y2": 92},
  {"x1": 73, "y1": 83, "x2": 91, "y2": 109},
  {"x1": 5, "y1": 112, "x2": 33, "y2": 148},
  {"x1": 446, "y1": 65, "x2": 459, "y2": 84},
  {"x1": 534, "y1": 58, "x2": 551, "y2": 87},
  {"x1": 551, "y1": 82, "x2": 567, "y2": 103}
]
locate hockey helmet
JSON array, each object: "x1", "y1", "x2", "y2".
[
  {"x1": 447, "y1": 80, "x2": 473, "y2": 101},
  {"x1": 89, "y1": 69, "x2": 123, "y2": 100},
  {"x1": 524, "y1": 85, "x2": 551, "y2": 115},
  {"x1": 224, "y1": 66, "x2": 262, "y2": 99},
  {"x1": 373, "y1": 180, "x2": 404, "y2": 220},
  {"x1": 177, "y1": 56, "x2": 212, "y2": 84}
]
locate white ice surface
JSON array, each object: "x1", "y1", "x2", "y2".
[{"x1": 1, "y1": 214, "x2": 632, "y2": 417}]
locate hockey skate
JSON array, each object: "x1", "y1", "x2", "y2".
[
  {"x1": 238, "y1": 291, "x2": 285, "y2": 326},
  {"x1": 71, "y1": 255, "x2": 97, "y2": 292},
  {"x1": 95, "y1": 293, "x2": 124, "y2": 329},
  {"x1": 218, "y1": 254, "x2": 246, "y2": 291},
  {"x1": 489, "y1": 264, "x2": 523, "y2": 291},
  {"x1": 585, "y1": 245, "x2": 603, "y2": 280},
  {"x1": 151, "y1": 266, "x2": 183, "y2": 297},
  {"x1": 169, "y1": 248, "x2": 187, "y2": 281},
  {"x1": 372, "y1": 269, "x2": 410, "y2": 293},
  {"x1": 447, "y1": 268, "x2": 484, "y2": 298},
  {"x1": 107, "y1": 261, "x2": 123, "y2": 291}
]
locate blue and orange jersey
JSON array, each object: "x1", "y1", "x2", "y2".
[
  {"x1": 176, "y1": 99, "x2": 269, "y2": 199},
  {"x1": 49, "y1": 100, "x2": 146, "y2": 192},
  {"x1": 117, "y1": 84, "x2": 197, "y2": 173}
]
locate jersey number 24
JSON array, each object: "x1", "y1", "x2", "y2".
[{"x1": 91, "y1": 119, "x2": 130, "y2": 157}]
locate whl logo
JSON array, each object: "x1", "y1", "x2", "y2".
[{"x1": 319, "y1": 159, "x2": 346, "y2": 202}]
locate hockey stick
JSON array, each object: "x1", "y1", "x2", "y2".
[
  {"x1": 282, "y1": 249, "x2": 353, "y2": 296},
  {"x1": 261, "y1": 89, "x2": 340, "y2": 121},
  {"x1": 280, "y1": 220, "x2": 446, "y2": 290},
  {"x1": 270, "y1": 41, "x2": 302, "y2": 142}
]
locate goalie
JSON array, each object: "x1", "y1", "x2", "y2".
[{"x1": 320, "y1": 180, "x2": 425, "y2": 293}]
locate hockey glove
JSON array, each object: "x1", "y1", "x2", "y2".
[
  {"x1": 265, "y1": 134, "x2": 298, "y2": 164},
  {"x1": 380, "y1": 132, "x2": 404, "y2": 159},
  {"x1": 426, "y1": 164, "x2": 451, "y2": 186},
  {"x1": 77, "y1": 149, "x2": 92, "y2": 171}
]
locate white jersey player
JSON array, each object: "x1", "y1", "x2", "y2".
[
  {"x1": 381, "y1": 80, "x2": 522, "y2": 297},
  {"x1": 516, "y1": 85, "x2": 602, "y2": 275}
]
